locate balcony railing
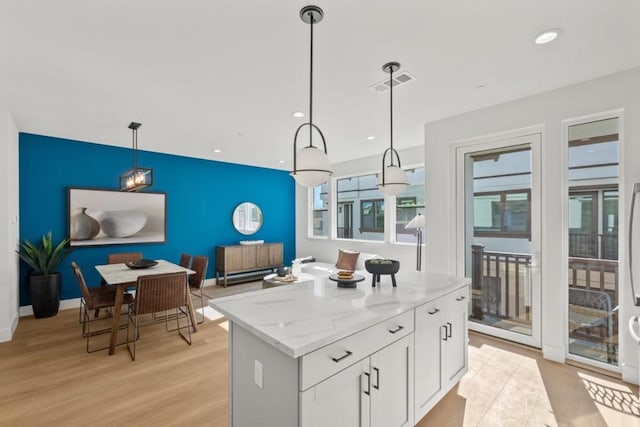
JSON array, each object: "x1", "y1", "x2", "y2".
[
  {"x1": 470, "y1": 244, "x2": 532, "y2": 326},
  {"x1": 471, "y1": 243, "x2": 619, "y2": 363}
]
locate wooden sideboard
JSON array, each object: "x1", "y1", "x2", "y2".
[{"x1": 215, "y1": 243, "x2": 284, "y2": 287}]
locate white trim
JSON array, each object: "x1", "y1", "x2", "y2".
[
  {"x1": 561, "y1": 108, "x2": 624, "y2": 372},
  {"x1": 622, "y1": 363, "x2": 639, "y2": 385},
  {"x1": 543, "y1": 344, "x2": 566, "y2": 363},
  {"x1": 452, "y1": 127, "x2": 543, "y2": 348},
  {"x1": 0, "y1": 315, "x2": 18, "y2": 342},
  {"x1": 19, "y1": 297, "x2": 81, "y2": 317}
]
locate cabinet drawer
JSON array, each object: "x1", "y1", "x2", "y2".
[{"x1": 299, "y1": 310, "x2": 414, "y2": 391}]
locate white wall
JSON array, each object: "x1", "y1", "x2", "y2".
[
  {"x1": 296, "y1": 145, "x2": 424, "y2": 270},
  {"x1": 0, "y1": 106, "x2": 20, "y2": 342},
  {"x1": 424, "y1": 67, "x2": 640, "y2": 384}
]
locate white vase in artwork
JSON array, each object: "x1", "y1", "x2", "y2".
[
  {"x1": 99, "y1": 210, "x2": 148, "y2": 238},
  {"x1": 70, "y1": 207, "x2": 100, "y2": 240}
]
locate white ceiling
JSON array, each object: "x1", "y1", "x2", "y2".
[{"x1": 3, "y1": 0, "x2": 640, "y2": 171}]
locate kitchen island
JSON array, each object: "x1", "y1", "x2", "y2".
[{"x1": 210, "y1": 271, "x2": 470, "y2": 427}]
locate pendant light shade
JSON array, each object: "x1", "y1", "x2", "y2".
[
  {"x1": 119, "y1": 122, "x2": 153, "y2": 192},
  {"x1": 290, "y1": 5, "x2": 332, "y2": 187},
  {"x1": 377, "y1": 62, "x2": 408, "y2": 197}
]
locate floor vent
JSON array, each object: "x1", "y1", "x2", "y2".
[{"x1": 371, "y1": 71, "x2": 415, "y2": 93}]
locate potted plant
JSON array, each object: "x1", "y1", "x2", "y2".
[{"x1": 17, "y1": 231, "x2": 74, "y2": 318}]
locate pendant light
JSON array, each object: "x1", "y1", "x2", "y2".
[
  {"x1": 119, "y1": 122, "x2": 153, "y2": 192},
  {"x1": 290, "y1": 5, "x2": 332, "y2": 188},
  {"x1": 377, "y1": 62, "x2": 408, "y2": 196}
]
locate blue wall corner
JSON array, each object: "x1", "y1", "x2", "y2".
[{"x1": 18, "y1": 133, "x2": 296, "y2": 305}]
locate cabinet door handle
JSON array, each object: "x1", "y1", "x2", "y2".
[
  {"x1": 388, "y1": 325, "x2": 404, "y2": 334},
  {"x1": 442, "y1": 325, "x2": 448, "y2": 341},
  {"x1": 363, "y1": 372, "x2": 371, "y2": 396},
  {"x1": 372, "y1": 367, "x2": 380, "y2": 390},
  {"x1": 428, "y1": 308, "x2": 440, "y2": 315},
  {"x1": 446, "y1": 322, "x2": 452, "y2": 338},
  {"x1": 331, "y1": 350, "x2": 353, "y2": 363},
  {"x1": 456, "y1": 295, "x2": 466, "y2": 301}
]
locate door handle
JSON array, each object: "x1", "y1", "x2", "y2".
[
  {"x1": 629, "y1": 316, "x2": 640, "y2": 344},
  {"x1": 442, "y1": 325, "x2": 448, "y2": 341},
  {"x1": 456, "y1": 295, "x2": 466, "y2": 301},
  {"x1": 331, "y1": 350, "x2": 353, "y2": 363},
  {"x1": 428, "y1": 308, "x2": 440, "y2": 315},
  {"x1": 372, "y1": 367, "x2": 380, "y2": 390},
  {"x1": 363, "y1": 372, "x2": 371, "y2": 396},
  {"x1": 388, "y1": 325, "x2": 404, "y2": 334},
  {"x1": 446, "y1": 322, "x2": 452, "y2": 338}
]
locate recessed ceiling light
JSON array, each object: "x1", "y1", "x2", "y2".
[
  {"x1": 292, "y1": 111, "x2": 305, "y2": 118},
  {"x1": 278, "y1": 160, "x2": 285, "y2": 164},
  {"x1": 366, "y1": 136, "x2": 376, "y2": 141},
  {"x1": 212, "y1": 149, "x2": 221, "y2": 153},
  {"x1": 535, "y1": 28, "x2": 563, "y2": 45}
]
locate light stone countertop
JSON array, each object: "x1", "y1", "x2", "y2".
[{"x1": 209, "y1": 270, "x2": 470, "y2": 358}]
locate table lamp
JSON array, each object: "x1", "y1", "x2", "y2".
[{"x1": 405, "y1": 213, "x2": 425, "y2": 271}]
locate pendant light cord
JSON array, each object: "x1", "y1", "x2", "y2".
[
  {"x1": 132, "y1": 127, "x2": 137, "y2": 170},
  {"x1": 389, "y1": 66, "x2": 394, "y2": 166},
  {"x1": 308, "y1": 11, "x2": 314, "y2": 148}
]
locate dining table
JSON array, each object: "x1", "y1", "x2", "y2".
[{"x1": 95, "y1": 259, "x2": 198, "y2": 355}]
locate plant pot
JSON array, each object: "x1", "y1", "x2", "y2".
[{"x1": 30, "y1": 273, "x2": 61, "y2": 318}]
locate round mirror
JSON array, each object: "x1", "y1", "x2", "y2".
[{"x1": 232, "y1": 202, "x2": 263, "y2": 235}]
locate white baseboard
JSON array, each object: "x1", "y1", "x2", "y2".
[
  {"x1": 19, "y1": 298, "x2": 81, "y2": 318},
  {"x1": 0, "y1": 314, "x2": 19, "y2": 342},
  {"x1": 622, "y1": 364, "x2": 639, "y2": 385},
  {"x1": 542, "y1": 344, "x2": 565, "y2": 363},
  {"x1": 203, "y1": 278, "x2": 217, "y2": 287}
]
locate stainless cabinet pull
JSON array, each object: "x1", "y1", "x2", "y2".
[
  {"x1": 428, "y1": 308, "x2": 440, "y2": 315},
  {"x1": 456, "y1": 295, "x2": 466, "y2": 301},
  {"x1": 442, "y1": 325, "x2": 448, "y2": 341},
  {"x1": 388, "y1": 325, "x2": 404, "y2": 334},
  {"x1": 446, "y1": 322, "x2": 452, "y2": 338},
  {"x1": 373, "y1": 367, "x2": 380, "y2": 390},
  {"x1": 364, "y1": 372, "x2": 371, "y2": 395},
  {"x1": 331, "y1": 350, "x2": 353, "y2": 363}
]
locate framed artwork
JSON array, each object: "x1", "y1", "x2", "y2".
[{"x1": 67, "y1": 187, "x2": 166, "y2": 247}]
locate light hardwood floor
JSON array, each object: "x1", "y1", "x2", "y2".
[{"x1": 1, "y1": 283, "x2": 638, "y2": 426}]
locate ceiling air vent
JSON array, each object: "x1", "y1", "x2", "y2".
[{"x1": 370, "y1": 71, "x2": 415, "y2": 93}]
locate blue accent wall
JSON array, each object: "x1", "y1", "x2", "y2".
[{"x1": 19, "y1": 133, "x2": 296, "y2": 305}]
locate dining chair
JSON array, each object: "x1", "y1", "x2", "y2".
[
  {"x1": 189, "y1": 255, "x2": 209, "y2": 324},
  {"x1": 126, "y1": 272, "x2": 192, "y2": 361},
  {"x1": 70, "y1": 261, "x2": 134, "y2": 353},
  {"x1": 179, "y1": 253, "x2": 192, "y2": 268}
]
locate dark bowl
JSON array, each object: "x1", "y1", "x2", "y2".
[
  {"x1": 125, "y1": 259, "x2": 158, "y2": 269},
  {"x1": 364, "y1": 259, "x2": 400, "y2": 275}
]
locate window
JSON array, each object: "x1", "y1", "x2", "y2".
[
  {"x1": 311, "y1": 183, "x2": 328, "y2": 237},
  {"x1": 360, "y1": 199, "x2": 384, "y2": 232},
  {"x1": 474, "y1": 190, "x2": 530, "y2": 238},
  {"x1": 336, "y1": 173, "x2": 384, "y2": 241},
  {"x1": 395, "y1": 167, "x2": 425, "y2": 243}
]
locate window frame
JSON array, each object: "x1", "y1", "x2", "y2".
[
  {"x1": 359, "y1": 198, "x2": 385, "y2": 233},
  {"x1": 473, "y1": 189, "x2": 531, "y2": 239}
]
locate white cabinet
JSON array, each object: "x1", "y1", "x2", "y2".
[
  {"x1": 443, "y1": 286, "x2": 468, "y2": 387},
  {"x1": 370, "y1": 334, "x2": 414, "y2": 427},
  {"x1": 414, "y1": 299, "x2": 445, "y2": 420},
  {"x1": 300, "y1": 359, "x2": 371, "y2": 427},
  {"x1": 301, "y1": 334, "x2": 414, "y2": 427},
  {"x1": 414, "y1": 285, "x2": 469, "y2": 423}
]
